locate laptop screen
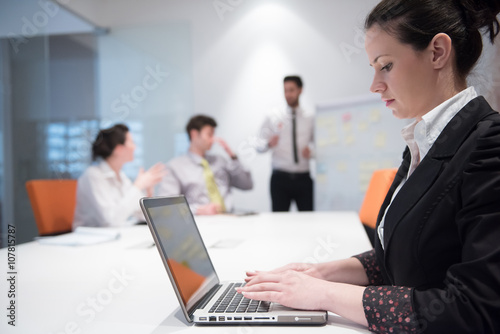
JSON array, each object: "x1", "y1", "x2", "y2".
[{"x1": 142, "y1": 196, "x2": 219, "y2": 313}]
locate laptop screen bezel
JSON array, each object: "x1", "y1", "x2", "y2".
[{"x1": 140, "y1": 195, "x2": 221, "y2": 321}]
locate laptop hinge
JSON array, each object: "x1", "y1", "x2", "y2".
[{"x1": 188, "y1": 284, "x2": 222, "y2": 318}]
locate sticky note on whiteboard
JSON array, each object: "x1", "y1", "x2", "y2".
[
  {"x1": 336, "y1": 161, "x2": 348, "y2": 172},
  {"x1": 370, "y1": 109, "x2": 381, "y2": 122},
  {"x1": 374, "y1": 132, "x2": 387, "y2": 148}
]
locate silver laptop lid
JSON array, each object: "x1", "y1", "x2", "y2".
[{"x1": 140, "y1": 196, "x2": 219, "y2": 321}]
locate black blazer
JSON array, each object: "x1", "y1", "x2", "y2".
[{"x1": 374, "y1": 96, "x2": 500, "y2": 333}]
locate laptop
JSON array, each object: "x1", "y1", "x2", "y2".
[{"x1": 139, "y1": 195, "x2": 328, "y2": 325}]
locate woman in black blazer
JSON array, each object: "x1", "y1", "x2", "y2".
[{"x1": 237, "y1": 0, "x2": 500, "y2": 333}]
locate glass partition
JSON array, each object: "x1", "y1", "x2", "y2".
[
  {"x1": 96, "y1": 22, "x2": 194, "y2": 175},
  {"x1": 0, "y1": 21, "x2": 194, "y2": 245},
  {"x1": 7, "y1": 34, "x2": 51, "y2": 244},
  {"x1": 0, "y1": 41, "x2": 5, "y2": 247}
]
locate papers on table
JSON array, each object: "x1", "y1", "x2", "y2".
[{"x1": 37, "y1": 227, "x2": 120, "y2": 246}]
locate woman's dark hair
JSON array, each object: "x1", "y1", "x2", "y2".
[
  {"x1": 365, "y1": 0, "x2": 500, "y2": 81},
  {"x1": 186, "y1": 115, "x2": 217, "y2": 140},
  {"x1": 92, "y1": 124, "x2": 129, "y2": 160}
]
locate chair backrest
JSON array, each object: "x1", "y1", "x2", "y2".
[
  {"x1": 25, "y1": 179, "x2": 77, "y2": 236},
  {"x1": 359, "y1": 168, "x2": 398, "y2": 229}
]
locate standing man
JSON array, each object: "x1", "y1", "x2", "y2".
[
  {"x1": 158, "y1": 115, "x2": 253, "y2": 215},
  {"x1": 257, "y1": 76, "x2": 314, "y2": 211}
]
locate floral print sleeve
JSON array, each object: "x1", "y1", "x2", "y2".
[
  {"x1": 363, "y1": 286, "x2": 420, "y2": 333},
  {"x1": 353, "y1": 250, "x2": 421, "y2": 332},
  {"x1": 352, "y1": 249, "x2": 385, "y2": 285}
]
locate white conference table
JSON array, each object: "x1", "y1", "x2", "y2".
[{"x1": 1, "y1": 212, "x2": 372, "y2": 334}]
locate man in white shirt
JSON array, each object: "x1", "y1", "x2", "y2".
[
  {"x1": 158, "y1": 115, "x2": 253, "y2": 215},
  {"x1": 257, "y1": 76, "x2": 314, "y2": 211}
]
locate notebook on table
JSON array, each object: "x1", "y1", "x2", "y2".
[{"x1": 139, "y1": 195, "x2": 327, "y2": 325}]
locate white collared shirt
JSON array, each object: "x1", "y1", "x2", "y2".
[
  {"x1": 377, "y1": 87, "x2": 478, "y2": 249},
  {"x1": 257, "y1": 106, "x2": 314, "y2": 173},
  {"x1": 73, "y1": 160, "x2": 145, "y2": 228}
]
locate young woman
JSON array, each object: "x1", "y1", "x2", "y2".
[
  {"x1": 237, "y1": 1, "x2": 500, "y2": 332},
  {"x1": 73, "y1": 124, "x2": 165, "y2": 228}
]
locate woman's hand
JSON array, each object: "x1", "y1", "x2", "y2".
[
  {"x1": 245, "y1": 262, "x2": 325, "y2": 282},
  {"x1": 237, "y1": 270, "x2": 332, "y2": 311},
  {"x1": 134, "y1": 162, "x2": 166, "y2": 191},
  {"x1": 237, "y1": 268, "x2": 368, "y2": 327}
]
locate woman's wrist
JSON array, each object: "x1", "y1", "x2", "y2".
[
  {"x1": 133, "y1": 180, "x2": 144, "y2": 191},
  {"x1": 315, "y1": 258, "x2": 369, "y2": 285},
  {"x1": 313, "y1": 261, "x2": 337, "y2": 281},
  {"x1": 319, "y1": 282, "x2": 368, "y2": 327}
]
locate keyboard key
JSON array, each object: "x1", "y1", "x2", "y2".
[{"x1": 207, "y1": 282, "x2": 274, "y2": 314}]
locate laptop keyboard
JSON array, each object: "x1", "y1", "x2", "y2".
[{"x1": 209, "y1": 283, "x2": 271, "y2": 313}]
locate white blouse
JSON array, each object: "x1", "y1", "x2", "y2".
[{"x1": 73, "y1": 160, "x2": 145, "y2": 228}]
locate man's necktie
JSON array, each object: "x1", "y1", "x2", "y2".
[
  {"x1": 292, "y1": 109, "x2": 298, "y2": 164},
  {"x1": 200, "y1": 158, "x2": 226, "y2": 212}
]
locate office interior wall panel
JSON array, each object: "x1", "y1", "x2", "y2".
[
  {"x1": 315, "y1": 96, "x2": 410, "y2": 211},
  {"x1": 96, "y1": 22, "x2": 194, "y2": 174},
  {"x1": 9, "y1": 36, "x2": 51, "y2": 244},
  {"x1": 5, "y1": 33, "x2": 98, "y2": 244}
]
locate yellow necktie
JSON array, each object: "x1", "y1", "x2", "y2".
[{"x1": 200, "y1": 158, "x2": 226, "y2": 212}]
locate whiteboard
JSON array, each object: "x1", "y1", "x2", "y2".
[{"x1": 314, "y1": 94, "x2": 411, "y2": 211}]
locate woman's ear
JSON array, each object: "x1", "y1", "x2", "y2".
[
  {"x1": 112, "y1": 143, "x2": 125, "y2": 156},
  {"x1": 429, "y1": 33, "x2": 453, "y2": 70}
]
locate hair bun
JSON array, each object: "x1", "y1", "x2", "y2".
[
  {"x1": 91, "y1": 124, "x2": 129, "y2": 160},
  {"x1": 92, "y1": 132, "x2": 112, "y2": 160},
  {"x1": 456, "y1": 0, "x2": 500, "y2": 43}
]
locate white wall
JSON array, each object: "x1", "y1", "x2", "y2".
[
  {"x1": 96, "y1": 22, "x2": 194, "y2": 177},
  {"x1": 188, "y1": 1, "x2": 380, "y2": 212}
]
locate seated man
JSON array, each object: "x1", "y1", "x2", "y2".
[{"x1": 158, "y1": 115, "x2": 253, "y2": 215}]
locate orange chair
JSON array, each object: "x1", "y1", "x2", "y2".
[
  {"x1": 25, "y1": 179, "x2": 78, "y2": 236},
  {"x1": 359, "y1": 168, "x2": 398, "y2": 246}
]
